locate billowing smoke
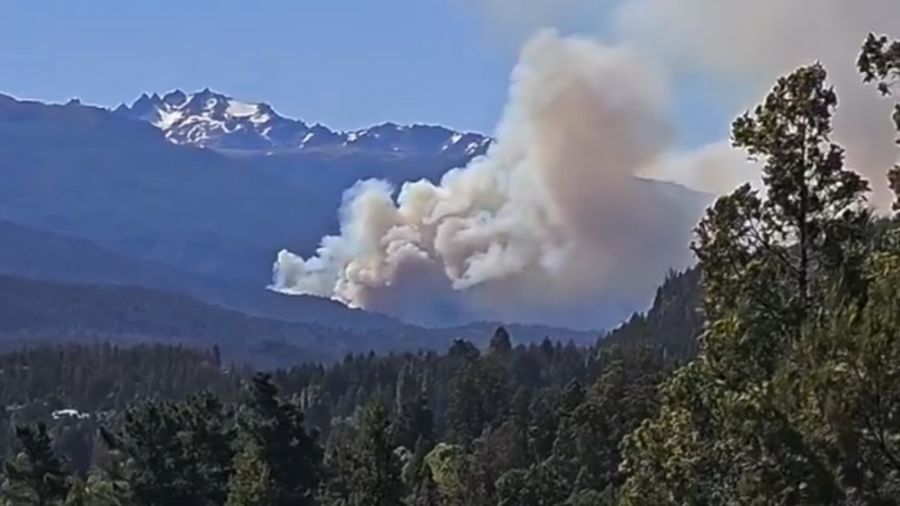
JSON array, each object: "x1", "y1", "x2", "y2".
[
  {"x1": 469, "y1": 0, "x2": 900, "y2": 203},
  {"x1": 273, "y1": 31, "x2": 706, "y2": 328},
  {"x1": 273, "y1": 1, "x2": 900, "y2": 328},
  {"x1": 614, "y1": 0, "x2": 900, "y2": 205}
]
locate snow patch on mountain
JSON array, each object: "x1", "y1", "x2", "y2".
[{"x1": 116, "y1": 89, "x2": 492, "y2": 158}]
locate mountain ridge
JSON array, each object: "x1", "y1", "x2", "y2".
[
  {"x1": 0, "y1": 273, "x2": 604, "y2": 367},
  {"x1": 0, "y1": 218, "x2": 402, "y2": 330},
  {"x1": 114, "y1": 88, "x2": 493, "y2": 157},
  {"x1": 0, "y1": 90, "x2": 707, "y2": 331}
]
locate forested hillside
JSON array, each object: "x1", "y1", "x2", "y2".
[
  {"x1": 0, "y1": 331, "x2": 668, "y2": 505},
  {"x1": 0, "y1": 274, "x2": 372, "y2": 367},
  {"x1": 0, "y1": 274, "x2": 606, "y2": 367}
]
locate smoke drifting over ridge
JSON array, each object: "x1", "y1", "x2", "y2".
[
  {"x1": 272, "y1": 31, "x2": 706, "y2": 328},
  {"x1": 470, "y1": 0, "x2": 900, "y2": 203},
  {"x1": 273, "y1": 1, "x2": 900, "y2": 327},
  {"x1": 614, "y1": 0, "x2": 900, "y2": 205}
]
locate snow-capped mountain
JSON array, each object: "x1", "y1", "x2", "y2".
[{"x1": 115, "y1": 89, "x2": 492, "y2": 158}]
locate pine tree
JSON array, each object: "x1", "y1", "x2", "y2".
[
  {"x1": 340, "y1": 400, "x2": 404, "y2": 506},
  {"x1": 489, "y1": 327, "x2": 513, "y2": 356},
  {"x1": 78, "y1": 472, "x2": 132, "y2": 506},
  {"x1": 178, "y1": 392, "x2": 236, "y2": 505},
  {"x1": 103, "y1": 401, "x2": 193, "y2": 506},
  {"x1": 447, "y1": 351, "x2": 510, "y2": 447},
  {"x1": 2, "y1": 423, "x2": 71, "y2": 506},
  {"x1": 393, "y1": 393, "x2": 434, "y2": 450},
  {"x1": 101, "y1": 392, "x2": 234, "y2": 506},
  {"x1": 404, "y1": 438, "x2": 441, "y2": 506},
  {"x1": 238, "y1": 373, "x2": 322, "y2": 506}
]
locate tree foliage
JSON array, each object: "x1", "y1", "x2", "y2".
[
  {"x1": 860, "y1": 32, "x2": 900, "y2": 210},
  {"x1": 620, "y1": 40, "x2": 900, "y2": 506},
  {"x1": 2, "y1": 423, "x2": 71, "y2": 506}
]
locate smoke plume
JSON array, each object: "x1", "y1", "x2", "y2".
[
  {"x1": 273, "y1": 1, "x2": 900, "y2": 328},
  {"x1": 273, "y1": 31, "x2": 705, "y2": 328},
  {"x1": 470, "y1": 0, "x2": 900, "y2": 203},
  {"x1": 614, "y1": 0, "x2": 900, "y2": 205}
]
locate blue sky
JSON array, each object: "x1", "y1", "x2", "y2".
[{"x1": 0, "y1": 0, "x2": 731, "y2": 144}]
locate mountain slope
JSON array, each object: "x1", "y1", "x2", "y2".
[
  {"x1": 0, "y1": 93, "x2": 336, "y2": 284},
  {"x1": 601, "y1": 268, "x2": 703, "y2": 359},
  {"x1": 0, "y1": 274, "x2": 433, "y2": 367},
  {"x1": 0, "y1": 92, "x2": 488, "y2": 289},
  {"x1": 0, "y1": 91, "x2": 710, "y2": 332},
  {"x1": 115, "y1": 89, "x2": 492, "y2": 158},
  {"x1": 0, "y1": 274, "x2": 604, "y2": 368},
  {"x1": 0, "y1": 218, "x2": 401, "y2": 330}
]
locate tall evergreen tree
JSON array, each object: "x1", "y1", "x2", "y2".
[
  {"x1": 447, "y1": 351, "x2": 510, "y2": 447},
  {"x1": 102, "y1": 393, "x2": 234, "y2": 506},
  {"x1": 2, "y1": 423, "x2": 71, "y2": 506},
  {"x1": 178, "y1": 393, "x2": 236, "y2": 505},
  {"x1": 393, "y1": 393, "x2": 434, "y2": 450},
  {"x1": 489, "y1": 327, "x2": 513, "y2": 356},
  {"x1": 344, "y1": 400, "x2": 404, "y2": 506},
  {"x1": 238, "y1": 373, "x2": 322, "y2": 506},
  {"x1": 103, "y1": 401, "x2": 194, "y2": 506}
]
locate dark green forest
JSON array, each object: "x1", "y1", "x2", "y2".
[{"x1": 2, "y1": 35, "x2": 900, "y2": 505}]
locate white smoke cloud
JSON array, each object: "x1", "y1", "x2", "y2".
[
  {"x1": 273, "y1": 31, "x2": 706, "y2": 328},
  {"x1": 468, "y1": 0, "x2": 900, "y2": 203},
  {"x1": 613, "y1": 0, "x2": 900, "y2": 205},
  {"x1": 638, "y1": 141, "x2": 761, "y2": 197},
  {"x1": 273, "y1": 1, "x2": 900, "y2": 328}
]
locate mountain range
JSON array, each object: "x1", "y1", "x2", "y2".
[
  {"x1": 0, "y1": 88, "x2": 703, "y2": 363},
  {"x1": 114, "y1": 89, "x2": 492, "y2": 158}
]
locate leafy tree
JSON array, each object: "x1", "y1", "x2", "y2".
[
  {"x1": 794, "y1": 248, "x2": 900, "y2": 502},
  {"x1": 0, "y1": 281, "x2": 716, "y2": 505},
  {"x1": 621, "y1": 64, "x2": 870, "y2": 505},
  {"x1": 2, "y1": 423, "x2": 71, "y2": 506},
  {"x1": 550, "y1": 346, "x2": 664, "y2": 496},
  {"x1": 859, "y1": 32, "x2": 900, "y2": 209},
  {"x1": 424, "y1": 443, "x2": 466, "y2": 505},
  {"x1": 719, "y1": 63, "x2": 868, "y2": 346}
]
